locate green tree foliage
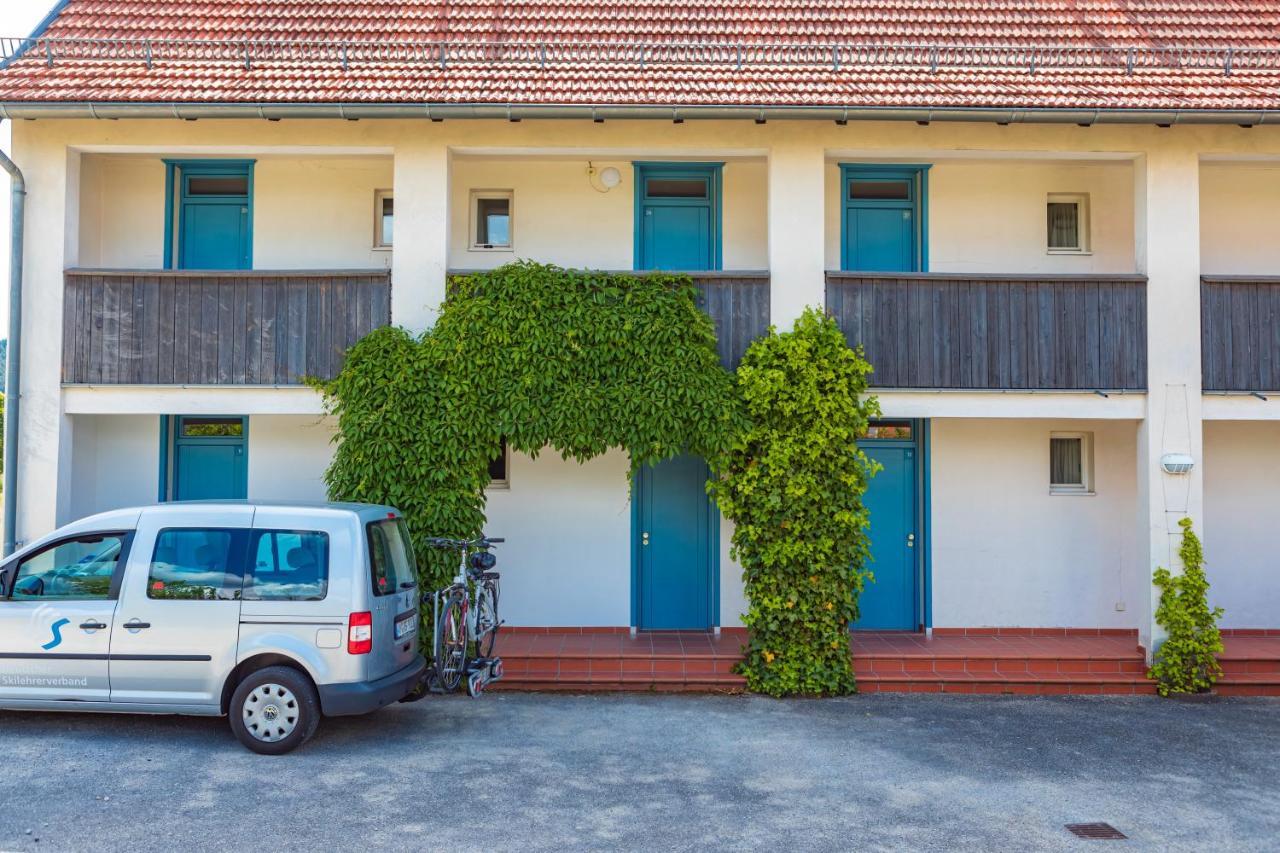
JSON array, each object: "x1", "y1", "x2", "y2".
[
  {"x1": 1148, "y1": 518, "x2": 1225, "y2": 696},
  {"x1": 320, "y1": 262, "x2": 744, "y2": 595},
  {"x1": 710, "y1": 309, "x2": 880, "y2": 696}
]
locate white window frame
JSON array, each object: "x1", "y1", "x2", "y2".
[
  {"x1": 373, "y1": 189, "x2": 393, "y2": 250},
  {"x1": 469, "y1": 189, "x2": 515, "y2": 252},
  {"x1": 1049, "y1": 431, "x2": 1094, "y2": 495},
  {"x1": 1046, "y1": 192, "x2": 1091, "y2": 255},
  {"x1": 486, "y1": 439, "x2": 511, "y2": 490}
]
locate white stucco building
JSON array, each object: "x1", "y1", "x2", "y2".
[{"x1": 2, "y1": 2, "x2": 1279, "y2": 691}]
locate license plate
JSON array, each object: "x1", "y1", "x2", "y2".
[{"x1": 395, "y1": 614, "x2": 418, "y2": 640}]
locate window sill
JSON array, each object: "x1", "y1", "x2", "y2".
[
  {"x1": 1049, "y1": 488, "x2": 1095, "y2": 497},
  {"x1": 1046, "y1": 249, "x2": 1093, "y2": 256},
  {"x1": 371, "y1": 245, "x2": 392, "y2": 252},
  {"x1": 468, "y1": 246, "x2": 515, "y2": 253}
]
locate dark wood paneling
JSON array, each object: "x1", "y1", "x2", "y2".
[
  {"x1": 62, "y1": 269, "x2": 392, "y2": 385},
  {"x1": 691, "y1": 272, "x2": 771, "y2": 369},
  {"x1": 825, "y1": 272, "x2": 1148, "y2": 391},
  {"x1": 1202, "y1": 276, "x2": 1280, "y2": 393}
]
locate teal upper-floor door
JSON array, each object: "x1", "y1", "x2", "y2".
[
  {"x1": 841, "y1": 165, "x2": 929, "y2": 273},
  {"x1": 634, "y1": 163, "x2": 723, "y2": 271},
  {"x1": 168, "y1": 161, "x2": 253, "y2": 270}
]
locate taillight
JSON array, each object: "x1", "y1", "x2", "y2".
[{"x1": 348, "y1": 611, "x2": 373, "y2": 655}]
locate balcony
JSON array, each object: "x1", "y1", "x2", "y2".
[
  {"x1": 825, "y1": 272, "x2": 1148, "y2": 391},
  {"x1": 62, "y1": 269, "x2": 392, "y2": 385},
  {"x1": 1201, "y1": 276, "x2": 1280, "y2": 394},
  {"x1": 691, "y1": 271, "x2": 770, "y2": 369}
]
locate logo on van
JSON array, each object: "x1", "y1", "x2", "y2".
[{"x1": 41, "y1": 618, "x2": 71, "y2": 651}]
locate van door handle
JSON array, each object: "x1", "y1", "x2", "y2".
[
  {"x1": 79, "y1": 620, "x2": 107, "y2": 631},
  {"x1": 124, "y1": 619, "x2": 151, "y2": 632}
]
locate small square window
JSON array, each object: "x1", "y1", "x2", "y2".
[
  {"x1": 487, "y1": 437, "x2": 510, "y2": 489},
  {"x1": 1047, "y1": 193, "x2": 1089, "y2": 254},
  {"x1": 374, "y1": 189, "x2": 393, "y2": 249},
  {"x1": 1050, "y1": 432, "x2": 1094, "y2": 495},
  {"x1": 470, "y1": 191, "x2": 513, "y2": 250}
]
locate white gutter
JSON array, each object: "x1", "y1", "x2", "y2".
[
  {"x1": 0, "y1": 119, "x2": 23, "y2": 555},
  {"x1": 0, "y1": 102, "x2": 1275, "y2": 125}
]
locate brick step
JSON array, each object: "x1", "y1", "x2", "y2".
[
  {"x1": 1215, "y1": 673, "x2": 1280, "y2": 697},
  {"x1": 854, "y1": 655, "x2": 1147, "y2": 676},
  {"x1": 1219, "y1": 658, "x2": 1280, "y2": 674}
]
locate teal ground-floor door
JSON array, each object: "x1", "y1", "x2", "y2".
[
  {"x1": 634, "y1": 454, "x2": 717, "y2": 631},
  {"x1": 854, "y1": 422, "x2": 922, "y2": 631},
  {"x1": 167, "y1": 416, "x2": 249, "y2": 501}
]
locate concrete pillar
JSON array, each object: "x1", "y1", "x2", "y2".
[
  {"x1": 10, "y1": 130, "x2": 80, "y2": 544},
  {"x1": 391, "y1": 138, "x2": 450, "y2": 332},
  {"x1": 767, "y1": 139, "x2": 826, "y2": 329},
  {"x1": 1133, "y1": 147, "x2": 1205, "y2": 657}
]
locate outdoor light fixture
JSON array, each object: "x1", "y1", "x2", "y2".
[
  {"x1": 1160, "y1": 453, "x2": 1195, "y2": 475},
  {"x1": 587, "y1": 163, "x2": 622, "y2": 192}
]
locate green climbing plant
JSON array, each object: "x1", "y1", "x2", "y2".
[
  {"x1": 1148, "y1": 517, "x2": 1225, "y2": 696},
  {"x1": 319, "y1": 262, "x2": 745, "y2": 596},
  {"x1": 710, "y1": 308, "x2": 880, "y2": 697}
]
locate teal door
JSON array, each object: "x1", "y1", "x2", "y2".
[
  {"x1": 841, "y1": 165, "x2": 929, "y2": 273},
  {"x1": 635, "y1": 454, "x2": 717, "y2": 631},
  {"x1": 634, "y1": 163, "x2": 722, "y2": 271},
  {"x1": 169, "y1": 416, "x2": 248, "y2": 501},
  {"x1": 169, "y1": 161, "x2": 253, "y2": 270},
  {"x1": 854, "y1": 422, "x2": 921, "y2": 631}
]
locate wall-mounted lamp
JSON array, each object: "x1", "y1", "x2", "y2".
[
  {"x1": 1160, "y1": 453, "x2": 1195, "y2": 475},
  {"x1": 587, "y1": 163, "x2": 622, "y2": 193}
]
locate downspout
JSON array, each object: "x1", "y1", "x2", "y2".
[{"x1": 0, "y1": 119, "x2": 24, "y2": 555}]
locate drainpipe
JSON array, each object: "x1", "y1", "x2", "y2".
[{"x1": 0, "y1": 120, "x2": 24, "y2": 555}]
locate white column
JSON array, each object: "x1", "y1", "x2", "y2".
[
  {"x1": 11, "y1": 130, "x2": 80, "y2": 544},
  {"x1": 767, "y1": 139, "x2": 826, "y2": 329},
  {"x1": 391, "y1": 138, "x2": 450, "y2": 332},
  {"x1": 1133, "y1": 147, "x2": 1205, "y2": 657}
]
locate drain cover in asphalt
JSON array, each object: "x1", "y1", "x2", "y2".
[{"x1": 1065, "y1": 823, "x2": 1128, "y2": 840}]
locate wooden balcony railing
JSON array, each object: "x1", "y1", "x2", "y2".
[
  {"x1": 690, "y1": 271, "x2": 770, "y2": 369},
  {"x1": 62, "y1": 269, "x2": 391, "y2": 385},
  {"x1": 825, "y1": 272, "x2": 1148, "y2": 391},
  {"x1": 1201, "y1": 276, "x2": 1280, "y2": 393}
]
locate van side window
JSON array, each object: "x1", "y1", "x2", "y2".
[
  {"x1": 367, "y1": 519, "x2": 417, "y2": 597},
  {"x1": 246, "y1": 530, "x2": 330, "y2": 601},
  {"x1": 10, "y1": 534, "x2": 126, "y2": 600},
  {"x1": 148, "y1": 528, "x2": 245, "y2": 601}
]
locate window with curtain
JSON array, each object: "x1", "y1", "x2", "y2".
[
  {"x1": 1050, "y1": 433, "x2": 1092, "y2": 494},
  {"x1": 1047, "y1": 194, "x2": 1089, "y2": 253}
]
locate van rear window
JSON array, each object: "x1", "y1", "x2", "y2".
[{"x1": 367, "y1": 518, "x2": 417, "y2": 597}]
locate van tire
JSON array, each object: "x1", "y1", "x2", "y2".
[{"x1": 229, "y1": 666, "x2": 321, "y2": 755}]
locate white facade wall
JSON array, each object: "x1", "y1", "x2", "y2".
[
  {"x1": 930, "y1": 419, "x2": 1141, "y2": 629},
  {"x1": 76, "y1": 154, "x2": 393, "y2": 270},
  {"x1": 13, "y1": 117, "x2": 1280, "y2": 631},
  {"x1": 1203, "y1": 421, "x2": 1280, "y2": 628},
  {"x1": 823, "y1": 159, "x2": 1137, "y2": 274},
  {"x1": 1200, "y1": 162, "x2": 1280, "y2": 275},
  {"x1": 449, "y1": 158, "x2": 768, "y2": 271}
]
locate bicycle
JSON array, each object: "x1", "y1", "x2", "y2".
[{"x1": 424, "y1": 535, "x2": 505, "y2": 695}]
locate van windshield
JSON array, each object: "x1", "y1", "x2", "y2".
[{"x1": 367, "y1": 518, "x2": 417, "y2": 597}]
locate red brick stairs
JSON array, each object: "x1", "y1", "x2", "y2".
[{"x1": 494, "y1": 628, "x2": 1280, "y2": 696}]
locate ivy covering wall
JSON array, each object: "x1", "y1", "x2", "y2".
[
  {"x1": 320, "y1": 262, "x2": 744, "y2": 592},
  {"x1": 710, "y1": 309, "x2": 880, "y2": 696}
]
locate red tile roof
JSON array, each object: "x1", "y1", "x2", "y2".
[{"x1": 0, "y1": 1, "x2": 1278, "y2": 115}]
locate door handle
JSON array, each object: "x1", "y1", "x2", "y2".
[
  {"x1": 642, "y1": 532, "x2": 650, "y2": 546},
  {"x1": 124, "y1": 619, "x2": 152, "y2": 632},
  {"x1": 907, "y1": 533, "x2": 915, "y2": 548},
  {"x1": 79, "y1": 620, "x2": 107, "y2": 631}
]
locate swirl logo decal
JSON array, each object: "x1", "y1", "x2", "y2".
[{"x1": 41, "y1": 618, "x2": 71, "y2": 650}]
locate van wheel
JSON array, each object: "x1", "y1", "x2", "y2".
[{"x1": 229, "y1": 666, "x2": 320, "y2": 755}]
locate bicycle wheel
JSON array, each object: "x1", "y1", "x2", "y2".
[
  {"x1": 433, "y1": 589, "x2": 468, "y2": 692},
  {"x1": 475, "y1": 580, "x2": 500, "y2": 659}
]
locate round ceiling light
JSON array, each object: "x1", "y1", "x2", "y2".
[{"x1": 599, "y1": 166, "x2": 622, "y2": 189}]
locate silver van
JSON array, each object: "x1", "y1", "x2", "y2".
[{"x1": 0, "y1": 502, "x2": 426, "y2": 754}]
